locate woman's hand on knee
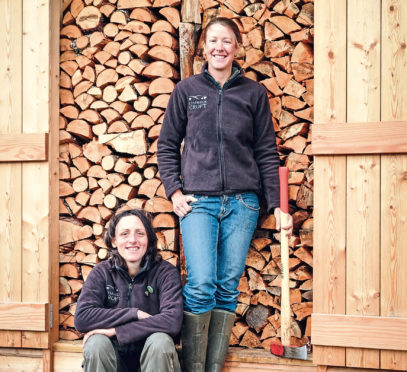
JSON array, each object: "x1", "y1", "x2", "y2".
[
  {"x1": 83, "y1": 328, "x2": 116, "y2": 346},
  {"x1": 170, "y1": 190, "x2": 197, "y2": 218}
]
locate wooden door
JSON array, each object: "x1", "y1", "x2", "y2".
[
  {"x1": 0, "y1": 0, "x2": 60, "y2": 369},
  {"x1": 312, "y1": 0, "x2": 407, "y2": 370}
]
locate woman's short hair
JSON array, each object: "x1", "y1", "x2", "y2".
[
  {"x1": 202, "y1": 17, "x2": 242, "y2": 45},
  {"x1": 104, "y1": 209, "x2": 161, "y2": 269}
]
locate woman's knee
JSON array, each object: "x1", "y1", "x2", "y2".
[
  {"x1": 144, "y1": 332, "x2": 175, "y2": 353},
  {"x1": 83, "y1": 334, "x2": 115, "y2": 359}
]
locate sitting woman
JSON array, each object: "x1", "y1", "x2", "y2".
[{"x1": 74, "y1": 209, "x2": 183, "y2": 372}]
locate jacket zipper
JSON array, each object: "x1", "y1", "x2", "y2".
[
  {"x1": 205, "y1": 68, "x2": 241, "y2": 192},
  {"x1": 217, "y1": 88, "x2": 225, "y2": 190},
  {"x1": 127, "y1": 281, "x2": 134, "y2": 307}
]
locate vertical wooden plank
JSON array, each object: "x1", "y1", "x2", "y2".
[
  {"x1": 0, "y1": 0, "x2": 23, "y2": 347},
  {"x1": 346, "y1": 0, "x2": 380, "y2": 368},
  {"x1": 381, "y1": 1, "x2": 407, "y2": 370},
  {"x1": 313, "y1": 0, "x2": 347, "y2": 366},
  {"x1": 21, "y1": 0, "x2": 50, "y2": 349},
  {"x1": 49, "y1": 0, "x2": 61, "y2": 347},
  {"x1": 43, "y1": 349, "x2": 52, "y2": 372}
]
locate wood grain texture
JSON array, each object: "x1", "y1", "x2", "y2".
[
  {"x1": 0, "y1": 354, "x2": 43, "y2": 371},
  {"x1": 223, "y1": 363, "x2": 316, "y2": 372},
  {"x1": 0, "y1": 303, "x2": 48, "y2": 331},
  {"x1": 53, "y1": 351, "x2": 83, "y2": 372},
  {"x1": 0, "y1": 133, "x2": 48, "y2": 162},
  {"x1": 22, "y1": 331, "x2": 49, "y2": 349},
  {"x1": 179, "y1": 22, "x2": 200, "y2": 80},
  {"x1": 49, "y1": 0, "x2": 61, "y2": 346},
  {"x1": 346, "y1": 0, "x2": 380, "y2": 367},
  {"x1": 22, "y1": 1, "x2": 51, "y2": 351},
  {"x1": 328, "y1": 367, "x2": 403, "y2": 372},
  {"x1": 345, "y1": 154, "x2": 380, "y2": 368},
  {"x1": 0, "y1": 331, "x2": 22, "y2": 348},
  {"x1": 180, "y1": 0, "x2": 201, "y2": 23},
  {"x1": 280, "y1": 212, "x2": 290, "y2": 346},
  {"x1": 0, "y1": 0, "x2": 23, "y2": 347},
  {"x1": 312, "y1": 313, "x2": 407, "y2": 351},
  {"x1": 381, "y1": 0, "x2": 407, "y2": 369},
  {"x1": 312, "y1": 121, "x2": 407, "y2": 155},
  {"x1": 313, "y1": 0, "x2": 346, "y2": 366}
]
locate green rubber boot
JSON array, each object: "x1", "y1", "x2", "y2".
[
  {"x1": 181, "y1": 311, "x2": 211, "y2": 372},
  {"x1": 205, "y1": 309, "x2": 235, "y2": 372}
]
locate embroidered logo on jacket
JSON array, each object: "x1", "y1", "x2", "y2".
[
  {"x1": 188, "y1": 95, "x2": 207, "y2": 110},
  {"x1": 106, "y1": 285, "x2": 120, "y2": 306}
]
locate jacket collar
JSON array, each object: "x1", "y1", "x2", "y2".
[
  {"x1": 111, "y1": 256, "x2": 153, "y2": 282},
  {"x1": 202, "y1": 62, "x2": 243, "y2": 88}
]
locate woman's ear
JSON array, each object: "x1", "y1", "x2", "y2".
[{"x1": 111, "y1": 238, "x2": 117, "y2": 248}]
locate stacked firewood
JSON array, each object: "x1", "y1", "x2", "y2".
[{"x1": 58, "y1": 0, "x2": 314, "y2": 350}]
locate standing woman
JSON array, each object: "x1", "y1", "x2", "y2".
[
  {"x1": 74, "y1": 209, "x2": 183, "y2": 372},
  {"x1": 157, "y1": 17, "x2": 292, "y2": 372}
]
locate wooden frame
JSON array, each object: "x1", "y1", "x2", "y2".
[
  {"x1": 0, "y1": 303, "x2": 48, "y2": 332},
  {"x1": 312, "y1": 313, "x2": 407, "y2": 351},
  {"x1": 312, "y1": 121, "x2": 407, "y2": 155},
  {"x1": 0, "y1": 133, "x2": 48, "y2": 162}
]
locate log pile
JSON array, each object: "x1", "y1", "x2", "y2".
[{"x1": 58, "y1": 0, "x2": 314, "y2": 350}]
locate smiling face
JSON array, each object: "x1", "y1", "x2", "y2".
[
  {"x1": 203, "y1": 23, "x2": 238, "y2": 78},
  {"x1": 112, "y1": 215, "x2": 148, "y2": 268}
]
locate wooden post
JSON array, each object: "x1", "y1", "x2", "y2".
[
  {"x1": 179, "y1": 22, "x2": 201, "y2": 80},
  {"x1": 179, "y1": 0, "x2": 201, "y2": 80}
]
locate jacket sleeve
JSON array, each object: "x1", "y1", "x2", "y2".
[
  {"x1": 115, "y1": 263, "x2": 183, "y2": 345},
  {"x1": 253, "y1": 87, "x2": 280, "y2": 213},
  {"x1": 157, "y1": 83, "x2": 188, "y2": 199},
  {"x1": 74, "y1": 265, "x2": 138, "y2": 333}
]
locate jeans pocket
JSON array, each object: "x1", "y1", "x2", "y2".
[
  {"x1": 180, "y1": 195, "x2": 207, "y2": 221},
  {"x1": 237, "y1": 193, "x2": 260, "y2": 212}
]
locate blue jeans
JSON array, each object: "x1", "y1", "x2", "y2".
[{"x1": 180, "y1": 192, "x2": 260, "y2": 314}]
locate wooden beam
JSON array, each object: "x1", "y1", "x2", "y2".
[
  {"x1": 0, "y1": 133, "x2": 48, "y2": 162},
  {"x1": 312, "y1": 313, "x2": 407, "y2": 351},
  {"x1": 312, "y1": 121, "x2": 407, "y2": 155},
  {"x1": 179, "y1": 22, "x2": 201, "y2": 80},
  {"x1": 181, "y1": 0, "x2": 201, "y2": 23},
  {"x1": 0, "y1": 303, "x2": 48, "y2": 331}
]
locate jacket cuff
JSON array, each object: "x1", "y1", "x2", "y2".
[
  {"x1": 165, "y1": 183, "x2": 182, "y2": 200},
  {"x1": 267, "y1": 200, "x2": 280, "y2": 214}
]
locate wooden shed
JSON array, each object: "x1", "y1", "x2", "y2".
[{"x1": 0, "y1": 0, "x2": 406, "y2": 371}]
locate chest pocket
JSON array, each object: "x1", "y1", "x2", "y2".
[{"x1": 105, "y1": 284, "x2": 120, "y2": 307}]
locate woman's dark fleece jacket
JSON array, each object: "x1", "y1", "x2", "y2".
[
  {"x1": 74, "y1": 258, "x2": 183, "y2": 354},
  {"x1": 157, "y1": 63, "x2": 280, "y2": 212}
]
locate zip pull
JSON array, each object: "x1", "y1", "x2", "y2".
[{"x1": 127, "y1": 282, "x2": 133, "y2": 306}]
